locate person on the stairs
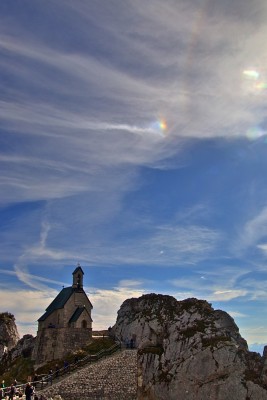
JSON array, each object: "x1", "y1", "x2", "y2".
[{"x1": 25, "y1": 382, "x2": 33, "y2": 400}]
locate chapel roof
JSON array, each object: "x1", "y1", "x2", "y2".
[
  {"x1": 38, "y1": 287, "x2": 75, "y2": 321},
  {"x1": 68, "y1": 306, "x2": 92, "y2": 323},
  {"x1": 69, "y1": 306, "x2": 85, "y2": 323}
]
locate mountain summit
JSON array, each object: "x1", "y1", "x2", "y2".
[{"x1": 112, "y1": 294, "x2": 267, "y2": 400}]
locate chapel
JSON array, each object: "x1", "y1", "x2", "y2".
[{"x1": 32, "y1": 265, "x2": 93, "y2": 366}]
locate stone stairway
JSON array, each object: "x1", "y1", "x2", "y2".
[{"x1": 38, "y1": 349, "x2": 138, "y2": 400}]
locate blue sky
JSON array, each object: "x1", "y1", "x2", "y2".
[{"x1": 1, "y1": 0, "x2": 267, "y2": 353}]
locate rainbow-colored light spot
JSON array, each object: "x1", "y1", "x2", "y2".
[
  {"x1": 158, "y1": 119, "x2": 167, "y2": 131},
  {"x1": 243, "y1": 68, "x2": 267, "y2": 94},
  {"x1": 246, "y1": 126, "x2": 265, "y2": 141},
  {"x1": 255, "y1": 82, "x2": 267, "y2": 90},
  {"x1": 150, "y1": 118, "x2": 168, "y2": 136},
  {"x1": 243, "y1": 70, "x2": 260, "y2": 80}
]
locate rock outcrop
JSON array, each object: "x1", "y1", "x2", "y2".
[
  {"x1": 112, "y1": 293, "x2": 267, "y2": 400},
  {"x1": 0, "y1": 313, "x2": 19, "y2": 359},
  {"x1": 0, "y1": 312, "x2": 35, "y2": 362},
  {"x1": 8, "y1": 334, "x2": 35, "y2": 360},
  {"x1": 0, "y1": 313, "x2": 35, "y2": 381}
]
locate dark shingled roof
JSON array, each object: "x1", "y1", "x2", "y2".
[
  {"x1": 69, "y1": 307, "x2": 86, "y2": 323},
  {"x1": 38, "y1": 287, "x2": 75, "y2": 322}
]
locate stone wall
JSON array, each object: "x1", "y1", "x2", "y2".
[{"x1": 32, "y1": 327, "x2": 92, "y2": 367}]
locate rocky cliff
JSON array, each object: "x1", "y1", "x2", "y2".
[
  {"x1": 0, "y1": 312, "x2": 20, "y2": 359},
  {"x1": 112, "y1": 293, "x2": 267, "y2": 400},
  {"x1": 0, "y1": 312, "x2": 35, "y2": 381}
]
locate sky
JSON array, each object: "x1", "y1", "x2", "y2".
[{"x1": 1, "y1": 0, "x2": 267, "y2": 354}]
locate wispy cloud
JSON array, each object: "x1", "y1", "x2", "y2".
[
  {"x1": 169, "y1": 265, "x2": 252, "y2": 302},
  {"x1": 241, "y1": 326, "x2": 267, "y2": 346},
  {"x1": 6, "y1": 207, "x2": 221, "y2": 268},
  {"x1": 228, "y1": 311, "x2": 247, "y2": 318},
  {"x1": 211, "y1": 289, "x2": 247, "y2": 301},
  {"x1": 86, "y1": 285, "x2": 146, "y2": 330},
  {"x1": 97, "y1": 224, "x2": 219, "y2": 266},
  {"x1": 233, "y1": 206, "x2": 267, "y2": 258},
  {"x1": 0, "y1": 268, "x2": 66, "y2": 288}
]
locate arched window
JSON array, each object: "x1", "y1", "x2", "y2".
[{"x1": 82, "y1": 320, "x2": 87, "y2": 328}]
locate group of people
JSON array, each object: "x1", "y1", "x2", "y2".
[
  {"x1": 1, "y1": 359, "x2": 72, "y2": 399},
  {"x1": 1, "y1": 380, "x2": 40, "y2": 400},
  {"x1": 0, "y1": 381, "x2": 20, "y2": 400}
]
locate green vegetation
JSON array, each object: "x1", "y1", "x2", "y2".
[
  {"x1": 0, "y1": 356, "x2": 34, "y2": 386},
  {"x1": 136, "y1": 294, "x2": 180, "y2": 324},
  {"x1": 82, "y1": 337, "x2": 115, "y2": 353},
  {"x1": 180, "y1": 320, "x2": 208, "y2": 339},
  {"x1": 0, "y1": 312, "x2": 15, "y2": 323},
  {"x1": 125, "y1": 295, "x2": 214, "y2": 329}
]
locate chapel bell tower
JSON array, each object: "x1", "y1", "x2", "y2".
[{"x1": 72, "y1": 263, "x2": 84, "y2": 289}]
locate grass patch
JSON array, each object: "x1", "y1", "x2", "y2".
[{"x1": 0, "y1": 357, "x2": 34, "y2": 386}]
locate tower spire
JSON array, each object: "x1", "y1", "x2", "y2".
[{"x1": 72, "y1": 263, "x2": 84, "y2": 289}]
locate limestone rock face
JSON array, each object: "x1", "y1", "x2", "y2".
[
  {"x1": 112, "y1": 294, "x2": 267, "y2": 400},
  {"x1": 0, "y1": 313, "x2": 20, "y2": 359},
  {"x1": 10, "y1": 334, "x2": 35, "y2": 360},
  {"x1": 0, "y1": 333, "x2": 35, "y2": 376}
]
